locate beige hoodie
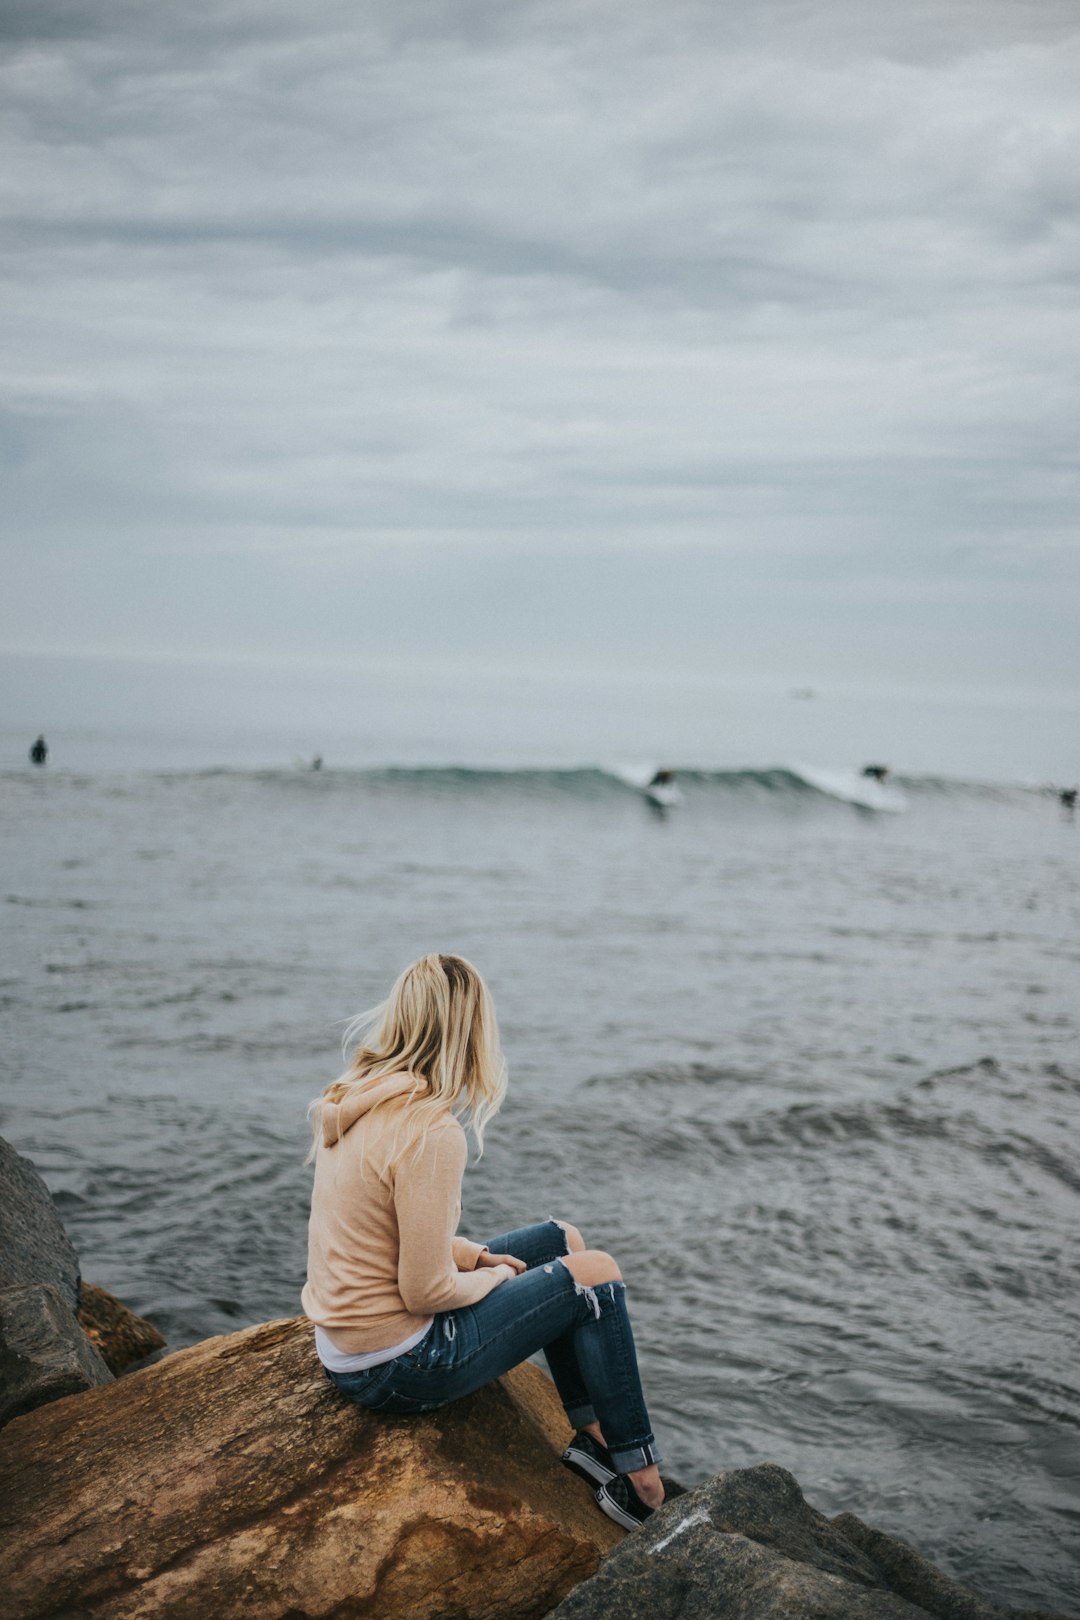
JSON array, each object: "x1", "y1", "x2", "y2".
[{"x1": 301, "y1": 1072, "x2": 508, "y2": 1353}]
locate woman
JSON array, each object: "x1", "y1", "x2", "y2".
[{"x1": 302, "y1": 953, "x2": 664, "y2": 1529}]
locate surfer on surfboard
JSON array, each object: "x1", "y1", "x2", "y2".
[{"x1": 644, "y1": 768, "x2": 682, "y2": 809}]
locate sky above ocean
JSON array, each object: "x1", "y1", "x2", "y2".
[{"x1": 2, "y1": 0, "x2": 1079, "y2": 712}]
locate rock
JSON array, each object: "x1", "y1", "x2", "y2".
[
  {"x1": 78, "y1": 1281, "x2": 166, "y2": 1375},
  {"x1": 0, "y1": 1284, "x2": 113, "y2": 1427},
  {"x1": 0, "y1": 1135, "x2": 81, "y2": 1310},
  {"x1": 0, "y1": 1135, "x2": 134, "y2": 1423},
  {"x1": 830, "y1": 1513, "x2": 1064, "y2": 1620},
  {"x1": 0, "y1": 1315, "x2": 622, "y2": 1620},
  {"x1": 549, "y1": 1463, "x2": 1066, "y2": 1620}
]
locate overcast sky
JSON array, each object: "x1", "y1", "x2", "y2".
[{"x1": 2, "y1": 0, "x2": 1079, "y2": 701}]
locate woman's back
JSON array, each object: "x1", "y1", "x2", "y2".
[{"x1": 303, "y1": 1072, "x2": 497, "y2": 1353}]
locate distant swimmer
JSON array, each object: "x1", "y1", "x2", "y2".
[
  {"x1": 311, "y1": 755, "x2": 323, "y2": 771},
  {"x1": 648, "y1": 767, "x2": 676, "y2": 788},
  {"x1": 29, "y1": 734, "x2": 48, "y2": 766},
  {"x1": 1061, "y1": 787, "x2": 1078, "y2": 809},
  {"x1": 861, "y1": 764, "x2": 890, "y2": 783}
]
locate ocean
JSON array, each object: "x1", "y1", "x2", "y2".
[{"x1": 1, "y1": 722, "x2": 1078, "y2": 1610}]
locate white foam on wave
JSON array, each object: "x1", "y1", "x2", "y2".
[
  {"x1": 793, "y1": 764, "x2": 908, "y2": 813},
  {"x1": 609, "y1": 762, "x2": 661, "y2": 790}
]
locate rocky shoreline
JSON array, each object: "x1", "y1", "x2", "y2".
[{"x1": 0, "y1": 1134, "x2": 1068, "y2": 1619}]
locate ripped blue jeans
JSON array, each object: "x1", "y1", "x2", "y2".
[{"x1": 324, "y1": 1220, "x2": 661, "y2": 1474}]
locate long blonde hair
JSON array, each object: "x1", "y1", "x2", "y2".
[{"x1": 307, "y1": 954, "x2": 507, "y2": 1165}]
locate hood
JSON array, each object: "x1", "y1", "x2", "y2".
[{"x1": 320, "y1": 1071, "x2": 425, "y2": 1148}]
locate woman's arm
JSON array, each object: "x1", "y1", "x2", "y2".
[
  {"x1": 394, "y1": 1123, "x2": 516, "y2": 1314},
  {"x1": 451, "y1": 1236, "x2": 488, "y2": 1270},
  {"x1": 451, "y1": 1237, "x2": 526, "y2": 1274}
]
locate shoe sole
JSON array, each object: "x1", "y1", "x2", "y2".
[
  {"x1": 561, "y1": 1447, "x2": 617, "y2": 1487},
  {"x1": 595, "y1": 1486, "x2": 648, "y2": 1532}
]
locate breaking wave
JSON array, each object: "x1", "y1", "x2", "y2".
[{"x1": 104, "y1": 761, "x2": 1059, "y2": 812}]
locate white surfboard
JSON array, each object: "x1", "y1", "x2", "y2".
[{"x1": 644, "y1": 781, "x2": 684, "y2": 808}]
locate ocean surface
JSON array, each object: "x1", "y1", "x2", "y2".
[{"x1": 2, "y1": 756, "x2": 1078, "y2": 1611}]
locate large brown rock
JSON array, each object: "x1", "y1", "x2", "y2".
[
  {"x1": 0, "y1": 1314, "x2": 622, "y2": 1620},
  {"x1": 550, "y1": 1463, "x2": 1065, "y2": 1620}
]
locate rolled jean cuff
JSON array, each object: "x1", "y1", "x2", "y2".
[
  {"x1": 609, "y1": 1437, "x2": 662, "y2": 1474},
  {"x1": 565, "y1": 1403, "x2": 597, "y2": 1428}
]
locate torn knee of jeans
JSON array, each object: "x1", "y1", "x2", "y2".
[
  {"x1": 557, "y1": 1255, "x2": 611, "y2": 1320},
  {"x1": 547, "y1": 1216, "x2": 572, "y2": 1255}
]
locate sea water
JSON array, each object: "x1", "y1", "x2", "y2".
[{"x1": 1, "y1": 730, "x2": 1078, "y2": 1609}]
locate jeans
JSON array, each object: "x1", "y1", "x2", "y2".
[{"x1": 325, "y1": 1219, "x2": 661, "y2": 1474}]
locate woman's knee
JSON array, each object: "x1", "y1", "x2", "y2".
[
  {"x1": 562, "y1": 1249, "x2": 622, "y2": 1286},
  {"x1": 553, "y1": 1219, "x2": 586, "y2": 1254}
]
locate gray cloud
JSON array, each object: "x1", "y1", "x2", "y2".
[{"x1": 1, "y1": 0, "x2": 1079, "y2": 697}]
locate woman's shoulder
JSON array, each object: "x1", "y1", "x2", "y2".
[
  {"x1": 397, "y1": 1108, "x2": 468, "y2": 1172},
  {"x1": 421, "y1": 1108, "x2": 467, "y2": 1146}
]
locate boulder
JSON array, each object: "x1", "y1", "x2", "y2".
[
  {"x1": 0, "y1": 1314, "x2": 622, "y2": 1620},
  {"x1": 78, "y1": 1281, "x2": 166, "y2": 1375},
  {"x1": 0, "y1": 1135, "x2": 130, "y2": 1423},
  {"x1": 550, "y1": 1463, "x2": 1065, "y2": 1620},
  {"x1": 0, "y1": 1135, "x2": 81, "y2": 1309},
  {"x1": 0, "y1": 1283, "x2": 113, "y2": 1426}
]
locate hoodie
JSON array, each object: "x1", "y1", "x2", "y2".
[{"x1": 301, "y1": 1072, "x2": 506, "y2": 1354}]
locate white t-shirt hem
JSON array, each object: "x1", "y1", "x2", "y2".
[{"x1": 315, "y1": 1319, "x2": 433, "y2": 1374}]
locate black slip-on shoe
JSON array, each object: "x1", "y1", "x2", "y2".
[
  {"x1": 561, "y1": 1430, "x2": 618, "y2": 1487},
  {"x1": 596, "y1": 1475, "x2": 656, "y2": 1530}
]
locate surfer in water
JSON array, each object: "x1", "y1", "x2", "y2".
[
  {"x1": 648, "y1": 768, "x2": 676, "y2": 789},
  {"x1": 303, "y1": 954, "x2": 665, "y2": 1530},
  {"x1": 861, "y1": 764, "x2": 889, "y2": 784},
  {"x1": 29, "y1": 735, "x2": 48, "y2": 766},
  {"x1": 1060, "y1": 787, "x2": 1078, "y2": 810}
]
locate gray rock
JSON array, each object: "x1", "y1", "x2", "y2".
[
  {"x1": 0, "y1": 1284, "x2": 113, "y2": 1427},
  {"x1": 550, "y1": 1464, "x2": 1065, "y2": 1620},
  {"x1": 0, "y1": 1136, "x2": 80, "y2": 1311}
]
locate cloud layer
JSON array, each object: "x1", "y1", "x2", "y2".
[{"x1": 2, "y1": 0, "x2": 1079, "y2": 687}]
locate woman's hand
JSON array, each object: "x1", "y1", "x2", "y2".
[{"x1": 477, "y1": 1251, "x2": 526, "y2": 1275}]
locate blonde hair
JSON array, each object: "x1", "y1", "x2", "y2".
[{"x1": 307, "y1": 954, "x2": 507, "y2": 1166}]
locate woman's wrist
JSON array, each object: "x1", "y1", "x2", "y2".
[{"x1": 477, "y1": 1250, "x2": 527, "y2": 1274}]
